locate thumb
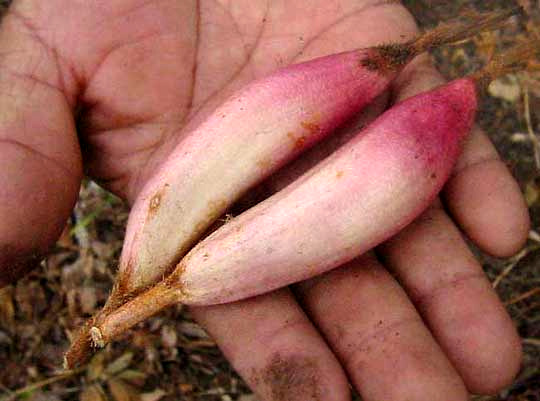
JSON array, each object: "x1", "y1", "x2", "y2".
[{"x1": 0, "y1": 4, "x2": 82, "y2": 286}]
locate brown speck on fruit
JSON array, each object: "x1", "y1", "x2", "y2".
[
  {"x1": 148, "y1": 187, "x2": 168, "y2": 219},
  {"x1": 295, "y1": 136, "x2": 307, "y2": 150},
  {"x1": 287, "y1": 132, "x2": 308, "y2": 151},
  {"x1": 301, "y1": 120, "x2": 322, "y2": 136},
  {"x1": 431, "y1": 172, "x2": 437, "y2": 179},
  {"x1": 256, "y1": 353, "x2": 322, "y2": 401},
  {"x1": 150, "y1": 194, "x2": 161, "y2": 210},
  {"x1": 336, "y1": 171, "x2": 344, "y2": 179},
  {"x1": 256, "y1": 156, "x2": 273, "y2": 170}
]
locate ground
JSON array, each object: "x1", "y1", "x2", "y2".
[{"x1": 0, "y1": 1, "x2": 539, "y2": 401}]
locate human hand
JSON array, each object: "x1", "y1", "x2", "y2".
[{"x1": 0, "y1": 1, "x2": 530, "y2": 400}]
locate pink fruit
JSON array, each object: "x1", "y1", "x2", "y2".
[{"x1": 90, "y1": 77, "x2": 478, "y2": 346}]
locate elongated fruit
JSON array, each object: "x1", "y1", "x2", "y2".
[
  {"x1": 90, "y1": 77, "x2": 478, "y2": 346},
  {"x1": 115, "y1": 10, "x2": 515, "y2": 300}
]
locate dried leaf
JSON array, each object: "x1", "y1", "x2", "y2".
[
  {"x1": 488, "y1": 75, "x2": 521, "y2": 103},
  {"x1": 66, "y1": 289, "x2": 79, "y2": 318},
  {"x1": 450, "y1": 47, "x2": 468, "y2": 66},
  {"x1": 517, "y1": 0, "x2": 532, "y2": 14},
  {"x1": 0, "y1": 330, "x2": 12, "y2": 346},
  {"x1": 79, "y1": 286, "x2": 98, "y2": 315},
  {"x1": 105, "y1": 352, "x2": 134, "y2": 376},
  {"x1": 526, "y1": 71, "x2": 540, "y2": 98},
  {"x1": 27, "y1": 366, "x2": 39, "y2": 379},
  {"x1": 0, "y1": 286, "x2": 15, "y2": 328},
  {"x1": 178, "y1": 322, "x2": 209, "y2": 339},
  {"x1": 160, "y1": 325, "x2": 177, "y2": 348},
  {"x1": 117, "y1": 370, "x2": 147, "y2": 386},
  {"x1": 87, "y1": 352, "x2": 106, "y2": 382},
  {"x1": 131, "y1": 331, "x2": 153, "y2": 349},
  {"x1": 80, "y1": 384, "x2": 108, "y2": 401},
  {"x1": 28, "y1": 390, "x2": 62, "y2": 401},
  {"x1": 15, "y1": 281, "x2": 46, "y2": 320},
  {"x1": 237, "y1": 395, "x2": 259, "y2": 401},
  {"x1": 178, "y1": 383, "x2": 194, "y2": 394},
  {"x1": 57, "y1": 224, "x2": 77, "y2": 250},
  {"x1": 474, "y1": 30, "x2": 497, "y2": 62},
  {"x1": 140, "y1": 389, "x2": 167, "y2": 401},
  {"x1": 510, "y1": 132, "x2": 530, "y2": 143},
  {"x1": 108, "y1": 378, "x2": 140, "y2": 401},
  {"x1": 525, "y1": 180, "x2": 540, "y2": 206},
  {"x1": 91, "y1": 241, "x2": 113, "y2": 259}
]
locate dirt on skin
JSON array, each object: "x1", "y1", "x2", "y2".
[
  {"x1": 254, "y1": 354, "x2": 322, "y2": 401},
  {"x1": 0, "y1": 1, "x2": 539, "y2": 401}
]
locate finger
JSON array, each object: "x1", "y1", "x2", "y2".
[
  {"x1": 0, "y1": 6, "x2": 82, "y2": 286},
  {"x1": 190, "y1": 290, "x2": 351, "y2": 401},
  {"x1": 385, "y1": 57, "x2": 523, "y2": 394},
  {"x1": 392, "y1": 56, "x2": 530, "y2": 258},
  {"x1": 295, "y1": 254, "x2": 469, "y2": 401},
  {"x1": 379, "y1": 204, "x2": 522, "y2": 394},
  {"x1": 444, "y1": 128, "x2": 530, "y2": 257}
]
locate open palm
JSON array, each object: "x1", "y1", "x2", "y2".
[{"x1": 0, "y1": 0, "x2": 530, "y2": 400}]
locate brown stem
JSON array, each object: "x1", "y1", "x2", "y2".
[
  {"x1": 471, "y1": 40, "x2": 540, "y2": 89},
  {"x1": 412, "y1": 7, "x2": 520, "y2": 54},
  {"x1": 63, "y1": 280, "x2": 152, "y2": 369},
  {"x1": 363, "y1": 7, "x2": 519, "y2": 73},
  {"x1": 89, "y1": 280, "x2": 181, "y2": 348},
  {"x1": 63, "y1": 318, "x2": 96, "y2": 369},
  {"x1": 65, "y1": 280, "x2": 181, "y2": 369}
]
